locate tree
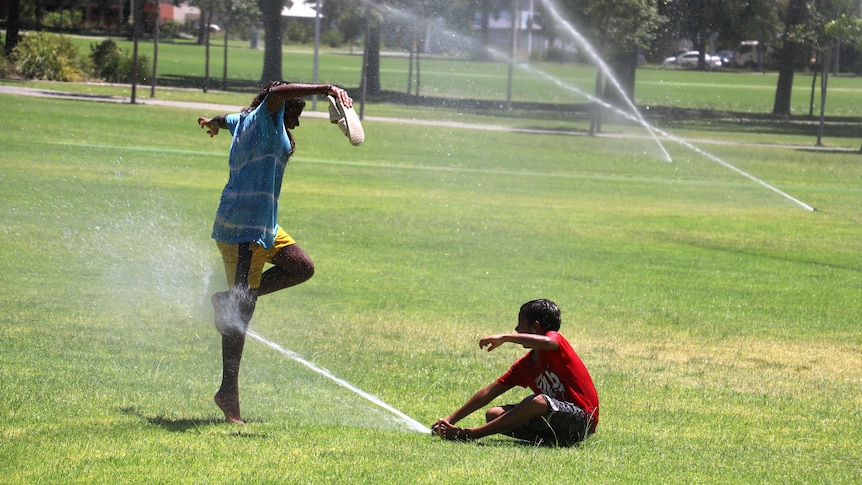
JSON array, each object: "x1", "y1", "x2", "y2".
[
  {"x1": 773, "y1": 0, "x2": 813, "y2": 115},
  {"x1": 772, "y1": 0, "x2": 858, "y2": 116},
  {"x1": 815, "y1": 14, "x2": 862, "y2": 144},
  {"x1": 259, "y1": 0, "x2": 284, "y2": 83},
  {"x1": 3, "y1": 0, "x2": 21, "y2": 56},
  {"x1": 577, "y1": 0, "x2": 661, "y2": 98},
  {"x1": 551, "y1": 0, "x2": 661, "y2": 133},
  {"x1": 362, "y1": 7, "x2": 381, "y2": 96},
  {"x1": 720, "y1": 0, "x2": 784, "y2": 50},
  {"x1": 221, "y1": 0, "x2": 262, "y2": 88},
  {"x1": 662, "y1": 0, "x2": 727, "y2": 68}
]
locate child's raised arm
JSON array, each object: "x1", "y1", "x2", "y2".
[{"x1": 479, "y1": 333, "x2": 559, "y2": 352}]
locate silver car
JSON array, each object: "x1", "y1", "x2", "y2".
[{"x1": 662, "y1": 51, "x2": 722, "y2": 67}]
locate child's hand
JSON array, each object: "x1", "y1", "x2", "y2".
[
  {"x1": 479, "y1": 335, "x2": 505, "y2": 352},
  {"x1": 198, "y1": 117, "x2": 219, "y2": 137},
  {"x1": 432, "y1": 419, "x2": 470, "y2": 441},
  {"x1": 431, "y1": 419, "x2": 448, "y2": 437}
]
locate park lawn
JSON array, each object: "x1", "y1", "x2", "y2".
[
  {"x1": 7, "y1": 35, "x2": 862, "y2": 152},
  {"x1": 0, "y1": 92, "x2": 860, "y2": 483},
  {"x1": 51, "y1": 34, "x2": 862, "y2": 118}
]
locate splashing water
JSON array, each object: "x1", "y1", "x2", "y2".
[
  {"x1": 368, "y1": 0, "x2": 671, "y2": 162},
  {"x1": 536, "y1": 0, "x2": 815, "y2": 212},
  {"x1": 537, "y1": 0, "x2": 672, "y2": 163},
  {"x1": 207, "y1": 267, "x2": 429, "y2": 433},
  {"x1": 247, "y1": 330, "x2": 431, "y2": 434},
  {"x1": 367, "y1": 0, "x2": 816, "y2": 211}
]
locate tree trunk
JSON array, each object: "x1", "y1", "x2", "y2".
[
  {"x1": 590, "y1": 68, "x2": 603, "y2": 136},
  {"x1": 259, "y1": 0, "x2": 283, "y2": 84},
  {"x1": 816, "y1": 51, "x2": 829, "y2": 146},
  {"x1": 603, "y1": 51, "x2": 637, "y2": 105},
  {"x1": 362, "y1": 19, "x2": 381, "y2": 96},
  {"x1": 204, "y1": 3, "x2": 213, "y2": 92},
  {"x1": 223, "y1": 22, "x2": 230, "y2": 90},
  {"x1": 772, "y1": 0, "x2": 808, "y2": 116},
  {"x1": 406, "y1": 40, "x2": 414, "y2": 95},
  {"x1": 151, "y1": 1, "x2": 159, "y2": 98},
  {"x1": 475, "y1": 1, "x2": 490, "y2": 61},
  {"x1": 4, "y1": 0, "x2": 21, "y2": 56},
  {"x1": 772, "y1": 43, "x2": 798, "y2": 115}
]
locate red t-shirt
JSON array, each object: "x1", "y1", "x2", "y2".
[{"x1": 497, "y1": 331, "x2": 599, "y2": 430}]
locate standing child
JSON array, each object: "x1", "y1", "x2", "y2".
[
  {"x1": 432, "y1": 299, "x2": 598, "y2": 446},
  {"x1": 198, "y1": 81, "x2": 353, "y2": 424}
]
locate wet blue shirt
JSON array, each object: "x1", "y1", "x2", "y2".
[{"x1": 212, "y1": 98, "x2": 292, "y2": 248}]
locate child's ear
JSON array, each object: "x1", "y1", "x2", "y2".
[{"x1": 531, "y1": 320, "x2": 543, "y2": 332}]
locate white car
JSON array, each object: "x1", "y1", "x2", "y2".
[{"x1": 662, "y1": 51, "x2": 722, "y2": 67}]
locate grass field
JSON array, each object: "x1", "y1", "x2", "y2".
[
  {"x1": 27, "y1": 34, "x2": 862, "y2": 120},
  {"x1": 1, "y1": 63, "x2": 861, "y2": 483}
]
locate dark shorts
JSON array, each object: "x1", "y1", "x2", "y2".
[{"x1": 506, "y1": 394, "x2": 594, "y2": 447}]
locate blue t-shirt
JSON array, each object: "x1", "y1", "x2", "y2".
[{"x1": 212, "y1": 98, "x2": 292, "y2": 248}]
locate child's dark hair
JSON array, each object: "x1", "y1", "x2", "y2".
[
  {"x1": 519, "y1": 299, "x2": 561, "y2": 332},
  {"x1": 244, "y1": 80, "x2": 303, "y2": 157}
]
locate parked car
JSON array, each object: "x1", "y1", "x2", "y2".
[
  {"x1": 715, "y1": 50, "x2": 735, "y2": 67},
  {"x1": 734, "y1": 40, "x2": 772, "y2": 68},
  {"x1": 662, "y1": 51, "x2": 722, "y2": 67}
]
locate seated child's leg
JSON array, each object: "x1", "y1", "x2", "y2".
[
  {"x1": 485, "y1": 404, "x2": 515, "y2": 423},
  {"x1": 467, "y1": 394, "x2": 548, "y2": 440},
  {"x1": 525, "y1": 395, "x2": 591, "y2": 446}
]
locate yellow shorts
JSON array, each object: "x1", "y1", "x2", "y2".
[{"x1": 216, "y1": 227, "x2": 296, "y2": 289}]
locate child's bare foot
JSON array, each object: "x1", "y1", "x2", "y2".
[
  {"x1": 214, "y1": 391, "x2": 244, "y2": 424},
  {"x1": 434, "y1": 421, "x2": 473, "y2": 441}
]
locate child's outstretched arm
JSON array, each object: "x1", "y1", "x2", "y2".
[
  {"x1": 479, "y1": 333, "x2": 559, "y2": 352},
  {"x1": 198, "y1": 114, "x2": 227, "y2": 137},
  {"x1": 432, "y1": 381, "x2": 511, "y2": 433}
]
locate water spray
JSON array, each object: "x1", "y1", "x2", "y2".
[
  {"x1": 538, "y1": 0, "x2": 673, "y2": 163},
  {"x1": 535, "y1": 0, "x2": 814, "y2": 211},
  {"x1": 364, "y1": 0, "x2": 816, "y2": 211},
  {"x1": 247, "y1": 330, "x2": 431, "y2": 434}
]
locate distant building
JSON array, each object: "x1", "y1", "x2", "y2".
[
  {"x1": 421, "y1": 7, "x2": 545, "y2": 55},
  {"x1": 83, "y1": 1, "x2": 200, "y2": 32}
]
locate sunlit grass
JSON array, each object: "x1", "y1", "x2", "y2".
[
  {"x1": 0, "y1": 87, "x2": 860, "y2": 483},
  {"x1": 10, "y1": 34, "x2": 858, "y2": 119}
]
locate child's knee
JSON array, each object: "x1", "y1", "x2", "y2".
[{"x1": 485, "y1": 406, "x2": 505, "y2": 422}]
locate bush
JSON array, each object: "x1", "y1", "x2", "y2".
[
  {"x1": 42, "y1": 9, "x2": 84, "y2": 31},
  {"x1": 13, "y1": 32, "x2": 87, "y2": 81},
  {"x1": 0, "y1": 51, "x2": 16, "y2": 78},
  {"x1": 90, "y1": 39, "x2": 123, "y2": 82},
  {"x1": 89, "y1": 38, "x2": 151, "y2": 83},
  {"x1": 322, "y1": 29, "x2": 343, "y2": 48},
  {"x1": 120, "y1": 53, "x2": 151, "y2": 84},
  {"x1": 160, "y1": 20, "x2": 181, "y2": 41},
  {"x1": 285, "y1": 21, "x2": 312, "y2": 44}
]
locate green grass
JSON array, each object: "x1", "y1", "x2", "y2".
[
  {"x1": 1, "y1": 83, "x2": 861, "y2": 484},
  {"x1": 47, "y1": 34, "x2": 862, "y2": 118}
]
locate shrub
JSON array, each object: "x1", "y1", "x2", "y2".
[
  {"x1": 42, "y1": 9, "x2": 84, "y2": 31},
  {"x1": 0, "y1": 51, "x2": 16, "y2": 78},
  {"x1": 13, "y1": 32, "x2": 87, "y2": 81},
  {"x1": 90, "y1": 38, "x2": 123, "y2": 82},
  {"x1": 322, "y1": 29, "x2": 343, "y2": 48},
  {"x1": 285, "y1": 21, "x2": 312, "y2": 44},
  {"x1": 89, "y1": 38, "x2": 151, "y2": 83},
  {"x1": 160, "y1": 20, "x2": 181, "y2": 41},
  {"x1": 120, "y1": 53, "x2": 151, "y2": 84}
]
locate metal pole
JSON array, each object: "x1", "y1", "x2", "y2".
[
  {"x1": 131, "y1": 0, "x2": 138, "y2": 104},
  {"x1": 312, "y1": 0, "x2": 321, "y2": 110},
  {"x1": 360, "y1": 6, "x2": 370, "y2": 120},
  {"x1": 151, "y1": 0, "x2": 159, "y2": 98},
  {"x1": 506, "y1": 0, "x2": 518, "y2": 110}
]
